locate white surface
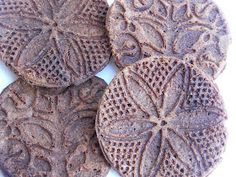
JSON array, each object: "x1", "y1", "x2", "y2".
[{"x1": 0, "y1": 0, "x2": 236, "y2": 176}]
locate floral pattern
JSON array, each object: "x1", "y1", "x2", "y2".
[
  {"x1": 96, "y1": 56, "x2": 227, "y2": 177},
  {"x1": 0, "y1": 0, "x2": 111, "y2": 87},
  {"x1": 107, "y1": 0, "x2": 231, "y2": 78},
  {"x1": 0, "y1": 77, "x2": 109, "y2": 177}
]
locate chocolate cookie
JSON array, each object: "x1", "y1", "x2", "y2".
[
  {"x1": 0, "y1": 0, "x2": 111, "y2": 87},
  {"x1": 0, "y1": 77, "x2": 109, "y2": 177},
  {"x1": 107, "y1": 0, "x2": 231, "y2": 78},
  {"x1": 96, "y1": 56, "x2": 227, "y2": 177}
]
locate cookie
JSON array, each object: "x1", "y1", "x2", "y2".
[
  {"x1": 0, "y1": 0, "x2": 111, "y2": 87},
  {"x1": 0, "y1": 77, "x2": 109, "y2": 177},
  {"x1": 107, "y1": 0, "x2": 231, "y2": 78},
  {"x1": 96, "y1": 56, "x2": 227, "y2": 177}
]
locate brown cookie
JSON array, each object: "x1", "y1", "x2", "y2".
[
  {"x1": 96, "y1": 56, "x2": 227, "y2": 177},
  {"x1": 107, "y1": 0, "x2": 231, "y2": 78},
  {"x1": 0, "y1": 0, "x2": 111, "y2": 87},
  {"x1": 0, "y1": 77, "x2": 110, "y2": 177}
]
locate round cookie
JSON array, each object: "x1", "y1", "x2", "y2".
[
  {"x1": 0, "y1": 77, "x2": 109, "y2": 177},
  {"x1": 107, "y1": 0, "x2": 231, "y2": 78},
  {"x1": 96, "y1": 56, "x2": 227, "y2": 177},
  {"x1": 0, "y1": 0, "x2": 111, "y2": 87}
]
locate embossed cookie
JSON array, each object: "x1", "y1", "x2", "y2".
[
  {"x1": 96, "y1": 56, "x2": 227, "y2": 177},
  {"x1": 0, "y1": 77, "x2": 109, "y2": 177},
  {"x1": 107, "y1": 0, "x2": 231, "y2": 78},
  {"x1": 0, "y1": 0, "x2": 111, "y2": 87}
]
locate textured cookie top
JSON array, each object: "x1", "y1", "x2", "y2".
[
  {"x1": 0, "y1": 78, "x2": 109, "y2": 177},
  {"x1": 107, "y1": 0, "x2": 230, "y2": 78},
  {"x1": 0, "y1": 0, "x2": 111, "y2": 87},
  {"x1": 96, "y1": 56, "x2": 227, "y2": 177}
]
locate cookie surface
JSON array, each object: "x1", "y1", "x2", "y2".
[
  {"x1": 0, "y1": 0, "x2": 111, "y2": 87},
  {"x1": 107, "y1": 0, "x2": 230, "y2": 78},
  {"x1": 96, "y1": 56, "x2": 227, "y2": 177},
  {"x1": 0, "y1": 77, "x2": 109, "y2": 177}
]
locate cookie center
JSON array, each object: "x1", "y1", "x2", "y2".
[
  {"x1": 150, "y1": 116, "x2": 168, "y2": 127},
  {"x1": 48, "y1": 20, "x2": 60, "y2": 31},
  {"x1": 160, "y1": 120, "x2": 167, "y2": 127},
  {"x1": 51, "y1": 21, "x2": 58, "y2": 27},
  {"x1": 43, "y1": 17, "x2": 63, "y2": 33}
]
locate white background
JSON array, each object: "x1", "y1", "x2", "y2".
[{"x1": 0, "y1": 0, "x2": 236, "y2": 176}]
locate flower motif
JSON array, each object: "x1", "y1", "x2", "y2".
[
  {"x1": 0, "y1": 78, "x2": 109, "y2": 176},
  {"x1": 107, "y1": 0, "x2": 230, "y2": 78},
  {"x1": 0, "y1": 0, "x2": 110, "y2": 87},
  {"x1": 97, "y1": 57, "x2": 227, "y2": 177}
]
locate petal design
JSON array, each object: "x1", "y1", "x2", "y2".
[
  {"x1": 17, "y1": 30, "x2": 51, "y2": 66},
  {"x1": 155, "y1": 0, "x2": 168, "y2": 19},
  {"x1": 35, "y1": 0, "x2": 54, "y2": 18},
  {"x1": 172, "y1": 4, "x2": 191, "y2": 22},
  {"x1": 0, "y1": 77, "x2": 108, "y2": 176},
  {"x1": 124, "y1": 70, "x2": 159, "y2": 117},
  {"x1": 32, "y1": 156, "x2": 52, "y2": 172},
  {"x1": 67, "y1": 144, "x2": 87, "y2": 175},
  {"x1": 20, "y1": 123, "x2": 53, "y2": 149},
  {"x1": 140, "y1": 130, "x2": 164, "y2": 176},
  {"x1": 0, "y1": 15, "x2": 44, "y2": 30},
  {"x1": 161, "y1": 65, "x2": 187, "y2": 116},
  {"x1": 171, "y1": 107, "x2": 226, "y2": 130},
  {"x1": 58, "y1": 0, "x2": 108, "y2": 34},
  {"x1": 64, "y1": 35, "x2": 110, "y2": 79},
  {"x1": 101, "y1": 117, "x2": 156, "y2": 140},
  {"x1": 167, "y1": 129, "x2": 199, "y2": 172},
  {"x1": 157, "y1": 147, "x2": 194, "y2": 176},
  {"x1": 0, "y1": 139, "x2": 30, "y2": 173},
  {"x1": 96, "y1": 57, "x2": 227, "y2": 177},
  {"x1": 132, "y1": 21, "x2": 166, "y2": 54},
  {"x1": 173, "y1": 29, "x2": 204, "y2": 54},
  {"x1": 97, "y1": 75, "x2": 148, "y2": 129},
  {"x1": 0, "y1": 0, "x2": 110, "y2": 87},
  {"x1": 60, "y1": 21, "x2": 105, "y2": 37},
  {"x1": 56, "y1": 0, "x2": 89, "y2": 19},
  {"x1": 64, "y1": 117, "x2": 96, "y2": 147},
  {"x1": 109, "y1": 2, "x2": 127, "y2": 31}
]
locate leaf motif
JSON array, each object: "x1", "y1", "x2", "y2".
[
  {"x1": 155, "y1": 0, "x2": 168, "y2": 18},
  {"x1": 171, "y1": 107, "x2": 226, "y2": 130},
  {"x1": 66, "y1": 144, "x2": 87, "y2": 174},
  {"x1": 60, "y1": 21, "x2": 105, "y2": 37},
  {"x1": 172, "y1": 4, "x2": 191, "y2": 22},
  {"x1": 64, "y1": 117, "x2": 95, "y2": 147},
  {"x1": 138, "y1": 22, "x2": 166, "y2": 53},
  {"x1": 0, "y1": 15, "x2": 44, "y2": 30},
  {"x1": 35, "y1": 0, "x2": 54, "y2": 18},
  {"x1": 167, "y1": 129, "x2": 199, "y2": 171},
  {"x1": 33, "y1": 156, "x2": 52, "y2": 172},
  {"x1": 20, "y1": 123, "x2": 53, "y2": 149},
  {"x1": 124, "y1": 70, "x2": 158, "y2": 117},
  {"x1": 140, "y1": 131, "x2": 163, "y2": 176},
  {"x1": 161, "y1": 66, "x2": 186, "y2": 116},
  {"x1": 173, "y1": 29, "x2": 204, "y2": 54},
  {"x1": 18, "y1": 30, "x2": 51, "y2": 67},
  {"x1": 56, "y1": 0, "x2": 87, "y2": 20},
  {"x1": 1, "y1": 139, "x2": 30, "y2": 170},
  {"x1": 102, "y1": 118, "x2": 156, "y2": 140},
  {"x1": 132, "y1": 0, "x2": 154, "y2": 11}
]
